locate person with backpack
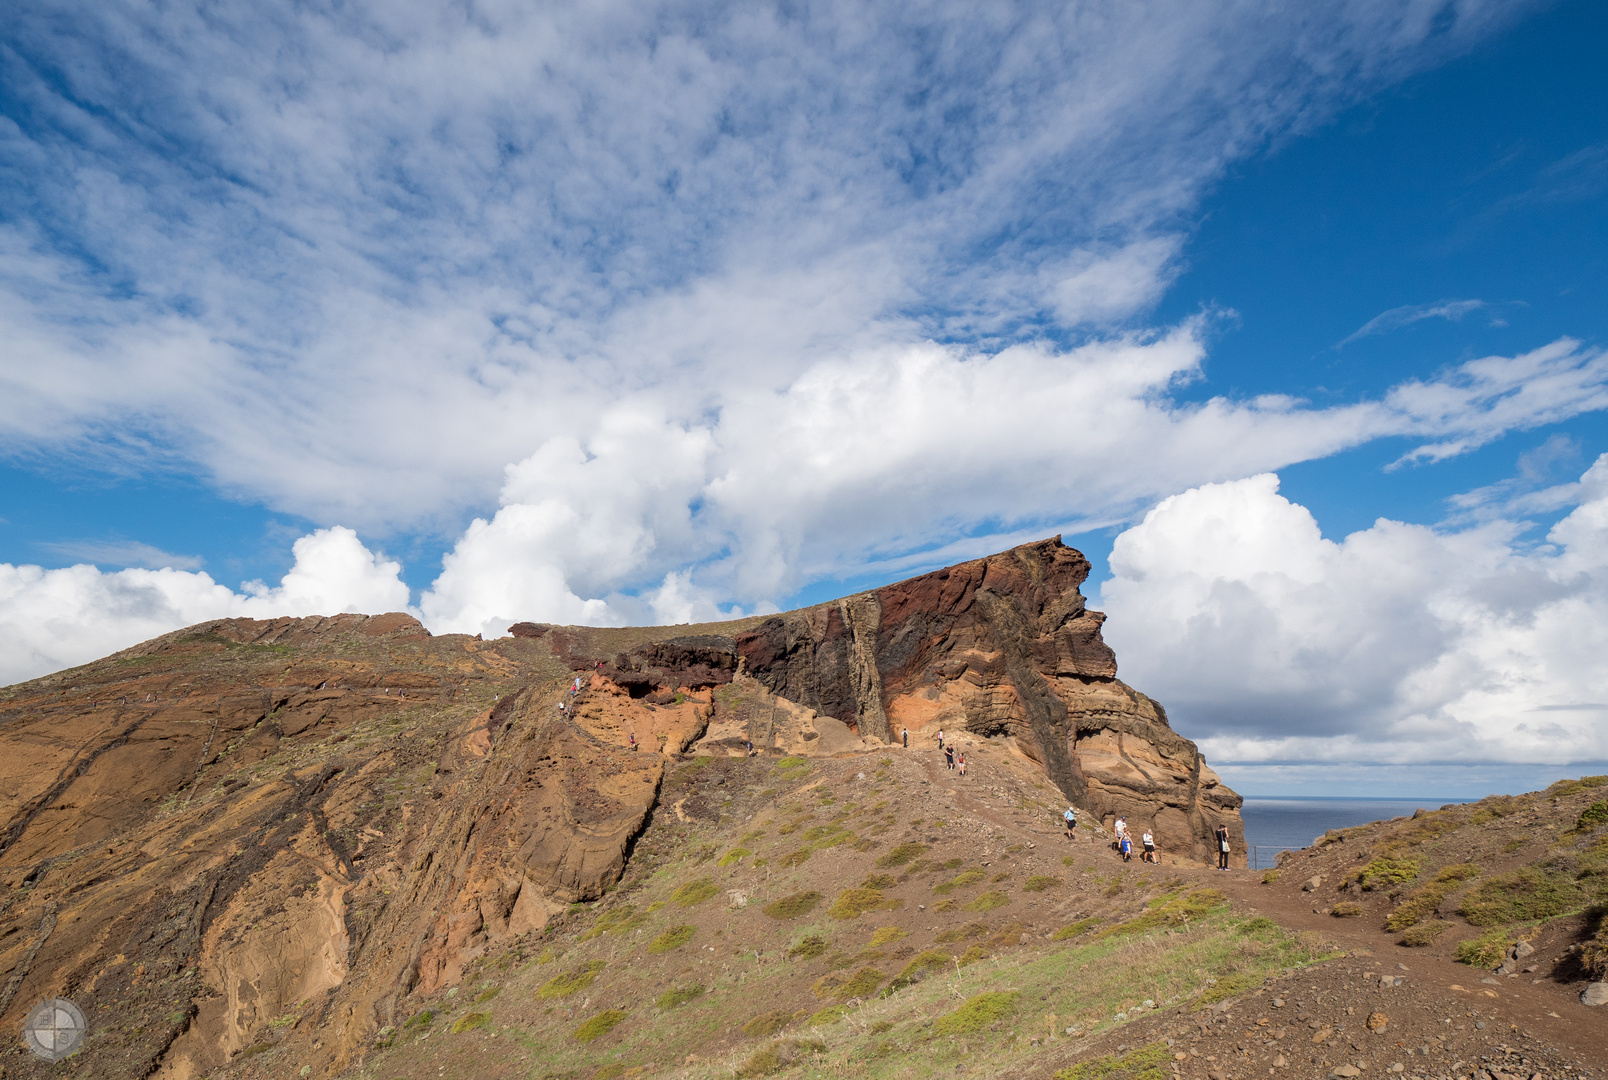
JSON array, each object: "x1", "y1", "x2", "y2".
[
  {"x1": 956, "y1": 752, "x2": 966, "y2": 776},
  {"x1": 902, "y1": 726, "x2": 909, "y2": 748},
  {"x1": 1062, "y1": 806, "x2": 1076, "y2": 839},
  {"x1": 1119, "y1": 832, "x2": 1133, "y2": 861},
  {"x1": 1112, "y1": 815, "x2": 1127, "y2": 853},
  {"x1": 1141, "y1": 829, "x2": 1156, "y2": 863},
  {"x1": 1214, "y1": 824, "x2": 1231, "y2": 870}
]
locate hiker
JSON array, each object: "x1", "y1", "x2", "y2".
[
  {"x1": 1062, "y1": 806, "x2": 1076, "y2": 839},
  {"x1": 937, "y1": 728, "x2": 945, "y2": 750},
  {"x1": 1215, "y1": 824, "x2": 1231, "y2": 870},
  {"x1": 1112, "y1": 816, "x2": 1127, "y2": 852},
  {"x1": 1119, "y1": 832, "x2": 1133, "y2": 862},
  {"x1": 902, "y1": 727, "x2": 909, "y2": 749},
  {"x1": 628, "y1": 732, "x2": 637, "y2": 751},
  {"x1": 944, "y1": 745, "x2": 955, "y2": 770},
  {"x1": 957, "y1": 752, "x2": 966, "y2": 777},
  {"x1": 1141, "y1": 829, "x2": 1156, "y2": 863},
  {"x1": 745, "y1": 738, "x2": 754, "y2": 757}
]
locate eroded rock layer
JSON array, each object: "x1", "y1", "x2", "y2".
[{"x1": 733, "y1": 538, "x2": 1243, "y2": 864}]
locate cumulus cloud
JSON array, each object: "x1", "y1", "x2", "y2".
[
  {"x1": 0, "y1": 527, "x2": 409, "y2": 685},
  {"x1": 1099, "y1": 454, "x2": 1608, "y2": 770},
  {"x1": 415, "y1": 334, "x2": 1608, "y2": 638}
]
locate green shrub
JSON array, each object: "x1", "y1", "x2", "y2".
[
  {"x1": 572, "y1": 1009, "x2": 627, "y2": 1042},
  {"x1": 1355, "y1": 858, "x2": 1420, "y2": 891},
  {"x1": 876, "y1": 842, "x2": 929, "y2": 868},
  {"x1": 1331, "y1": 902, "x2": 1364, "y2": 918},
  {"x1": 648, "y1": 925, "x2": 696, "y2": 952},
  {"x1": 1050, "y1": 918, "x2": 1100, "y2": 941},
  {"x1": 718, "y1": 848, "x2": 753, "y2": 867},
  {"x1": 742, "y1": 1010, "x2": 793, "y2": 1038},
  {"x1": 1195, "y1": 972, "x2": 1261, "y2": 1008},
  {"x1": 829, "y1": 888, "x2": 894, "y2": 919},
  {"x1": 812, "y1": 966, "x2": 885, "y2": 1000},
  {"x1": 932, "y1": 870, "x2": 985, "y2": 895},
  {"x1": 931, "y1": 991, "x2": 1018, "y2": 1036},
  {"x1": 935, "y1": 921, "x2": 990, "y2": 943},
  {"x1": 778, "y1": 848, "x2": 813, "y2": 868},
  {"x1": 1548, "y1": 776, "x2": 1608, "y2": 798},
  {"x1": 473, "y1": 987, "x2": 500, "y2": 1003},
  {"x1": 735, "y1": 1038, "x2": 825, "y2": 1078},
  {"x1": 1055, "y1": 1042, "x2": 1170, "y2": 1080},
  {"x1": 1578, "y1": 801, "x2": 1608, "y2": 831},
  {"x1": 657, "y1": 985, "x2": 706, "y2": 1009},
  {"x1": 1385, "y1": 863, "x2": 1479, "y2": 931},
  {"x1": 672, "y1": 878, "x2": 720, "y2": 907},
  {"x1": 963, "y1": 891, "x2": 1009, "y2": 913},
  {"x1": 1399, "y1": 921, "x2": 1449, "y2": 947},
  {"x1": 958, "y1": 944, "x2": 987, "y2": 965},
  {"x1": 885, "y1": 949, "x2": 950, "y2": 992},
  {"x1": 1260, "y1": 870, "x2": 1280, "y2": 884},
  {"x1": 774, "y1": 756, "x2": 809, "y2": 771},
  {"x1": 763, "y1": 891, "x2": 821, "y2": 920},
  {"x1": 450, "y1": 1012, "x2": 491, "y2": 1034},
  {"x1": 801, "y1": 825, "x2": 842, "y2": 842},
  {"x1": 403, "y1": 1010, "x2": 435, "y2": 1029},
  {"x1": 1455, "y1": 929, "x2": 1514, "y2": 968},
  {"x1": 861, "y1": 874, "x2": 897, "y2": 889},
  {"x1": 580, "y1": 905, "x2": 648, "y2": 941},
  {"x1": 1459, "y1": 868, "x2": 1585, "y2": 926},
  {"x1": 1022, "y1": 875, "x2": 1061, "y2": 892},
  {"x1": 868, "y1": 926, "x2": 906, "y2": 947},
  {"x1": 787, "y1": 935, "x2": 828, "y2": 960},
  {"x1": 536, "y1": 960, "x2": 606, "y2": 999}
]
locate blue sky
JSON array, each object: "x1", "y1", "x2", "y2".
[{"x1": 3, "y1": 0, "x2": 1607, "y2": 797}]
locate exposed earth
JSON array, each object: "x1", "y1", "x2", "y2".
[{"x1": 0, "y1": 538, "x2": 1602, "y2": 1080}]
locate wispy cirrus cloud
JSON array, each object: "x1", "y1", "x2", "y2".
[
  {"x1": 37, "y1": 539, "x2": 204, "y2": 572},
  {"x1": 1338, "y1": 298, "x2": 1489, "y2": 346}
]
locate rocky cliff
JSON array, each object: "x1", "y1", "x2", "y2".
[{"x1": 0, "y1": 537, "x2": 1239, "y2": 1080}]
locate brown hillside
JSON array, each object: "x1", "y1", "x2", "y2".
[{"x1": 0, "y1": 538, "x2": 1236, "y2": 1079}]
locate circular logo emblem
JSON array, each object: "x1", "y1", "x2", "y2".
[{"x1": 22, "y1": 997, "x2": 86, "y2": 1061}]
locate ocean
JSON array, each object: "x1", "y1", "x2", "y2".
[{"x1": 1239, "y1": 796, "x2": 1463, "y2": 870}]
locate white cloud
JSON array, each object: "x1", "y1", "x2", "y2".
[
  {"x1": 1099, "y1": 454, "x2": 1608, "y2": 769},
  {"x1": 1339, "y1": 298, "x2": 1487, "y2": 345},
  {"x1": 37, "y1": 540, "x2": 205, "y2": 572},
  {"x1": 0, "y1": 527, "x2": 410, "y2": 685},
  {"x1": 0, "y1": 0, "x2": 1536, "y2": 530}
]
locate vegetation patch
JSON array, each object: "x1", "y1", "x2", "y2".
[
  {"x1": 787, "y1": 935, "x2": 828, "y2": 961},
  {"x1": 812, "y1": 966, "x2": 885, "y2": 1000},
  {"x1": 403, "y1": 1010, "x2": 434, "y2": 1029},
  {"x1": 580, "y1": 905, "x2": 648, "y2": 941},
  {"x1": 573, "y1": 1009, "x2": 627, "y2": 1043},
  {"x1": 1385, "y1": 864, "x2": 1479, "y2": 931},
  {"x1": 931, "y1": 991, "x2": 1018, "y2": 1036},
  {"x1": 1055, "y1": 1042, "x2": 1171, "y2": 1080},
  {"x1": 718, "y1": 848, "x2": 753, "y2": 867},
  {"x1": 936, "y1": 921, "x2": 990, "y2": 943},
  {"x1": 885, "y1": 949, "x2": 950, "y2": 992},
  {"x1": 736, "y1": 1038, "x2": 825, "y2": 1078},
  {"x1": 1456, "y1": 928, "x2": 1516, "y2": 968},
  {"x1": 1195, "y1": 971, "x2": 1262, "y2": 1008},
  {"x1": 1331, "y1": 902, "x2": 1364, "y2": 918},
  {"x1": 773, "y1": 756, "x2": 810, "y2": 775},
  {"x1": 1577, "y1": 801, "x2": 1608, "y2": 832},
  {"x1": 802, "y1": 825, "x2": 843, "y2": 842},
  {"x1": 861, "y1": 874, "x2": 897, "y2": 889},
  {"x1": 536, "y1": 960, "x2": 606, "y2": 999},
  {"x1": 876, "y1": 842, "x2": 929, "y2": 868},
  {"x1": 1260, "y1": 870, "x2": 1280, "y2": 884},
  {"x1": 829, "y1": 887, "x2": 896, "y2": 919},
  {"x1": 778, "y1": 848, "x2": 813, "y2": 868},
  {"x1": 672, "y1": 877, "x2": 720, "y2": 907},
  {"x1": 1022, "y1": 875, "x2": 1061, "y2": 892},
  {"x1": 1579, "y1": 907, "x2": 1608, "y2": 979},
  {"x1": 1549, "y1": 776, "x2": 1608, "y2": 798},
  {"x1": 648, "y1": 925, "x2": 696, "y2": 952},
  {"x1": 1097, "y1": 889, "x2": 1225, "y2": 940},
  {"x1": 742, "y1": 1010, "x2": 794, "y2": 1038},
  {"x1": 1399, "y1": 921, "x2": 1450, "y2": 947},
  {"x1": 1051, "y1": 918, "x2": 1101, "y2": 941},
  {"x1": 473, "y1": 986, "x2": 501, "y2": 1003},
  {"x1": 1459, "y1": 868, "x2": 1586, "y2": 926},
  {"x1": 763, "y1": 891, "x2": 821, "y2": 920},
  {"x1": 449, "y1": 1011, "x2": 492, "y2": 1034},
  {"x1": 807, "y1": 1005, "x2": 846, "y2": 1027},
  {"x1": 932, "y1": 870, "x2": 986, "y2": 895},
  {"x1": 657, "y1": 985, "x2": 706, "y2": 1009},
  {"x1": 1354, "y1": 858, "x2": 1421, "y2": 891},
  {"x1": 963, "y1": 890, "x2": 1009, "y2": 913},
  {"x1": 868, "y1": 926, "x2": 907, "y2": 947}
]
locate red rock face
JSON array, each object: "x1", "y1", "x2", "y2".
[{"x1": 735, "y1": 537, "x2": 1243, "y2": 865}]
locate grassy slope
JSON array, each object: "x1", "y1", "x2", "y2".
[{"x1": 348, "y1": 749, "x2": 1331, "y2": 1080}]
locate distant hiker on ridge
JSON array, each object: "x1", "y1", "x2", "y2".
[{"x1": 1215, "y1": 823, "x2": 1231, "y2": 870}]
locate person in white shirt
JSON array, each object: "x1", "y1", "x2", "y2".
[{"x1": 1141, "y1": 829, "x2": 1156, "y2": 863}]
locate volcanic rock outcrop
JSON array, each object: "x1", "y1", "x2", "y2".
[{"x1": 0, "y1": 537, "x2": 1238, "y2": 1080}]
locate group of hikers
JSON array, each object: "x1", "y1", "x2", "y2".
[{"x1": 1057, "y1": 808, "x2": 1232, "y2": 868}]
